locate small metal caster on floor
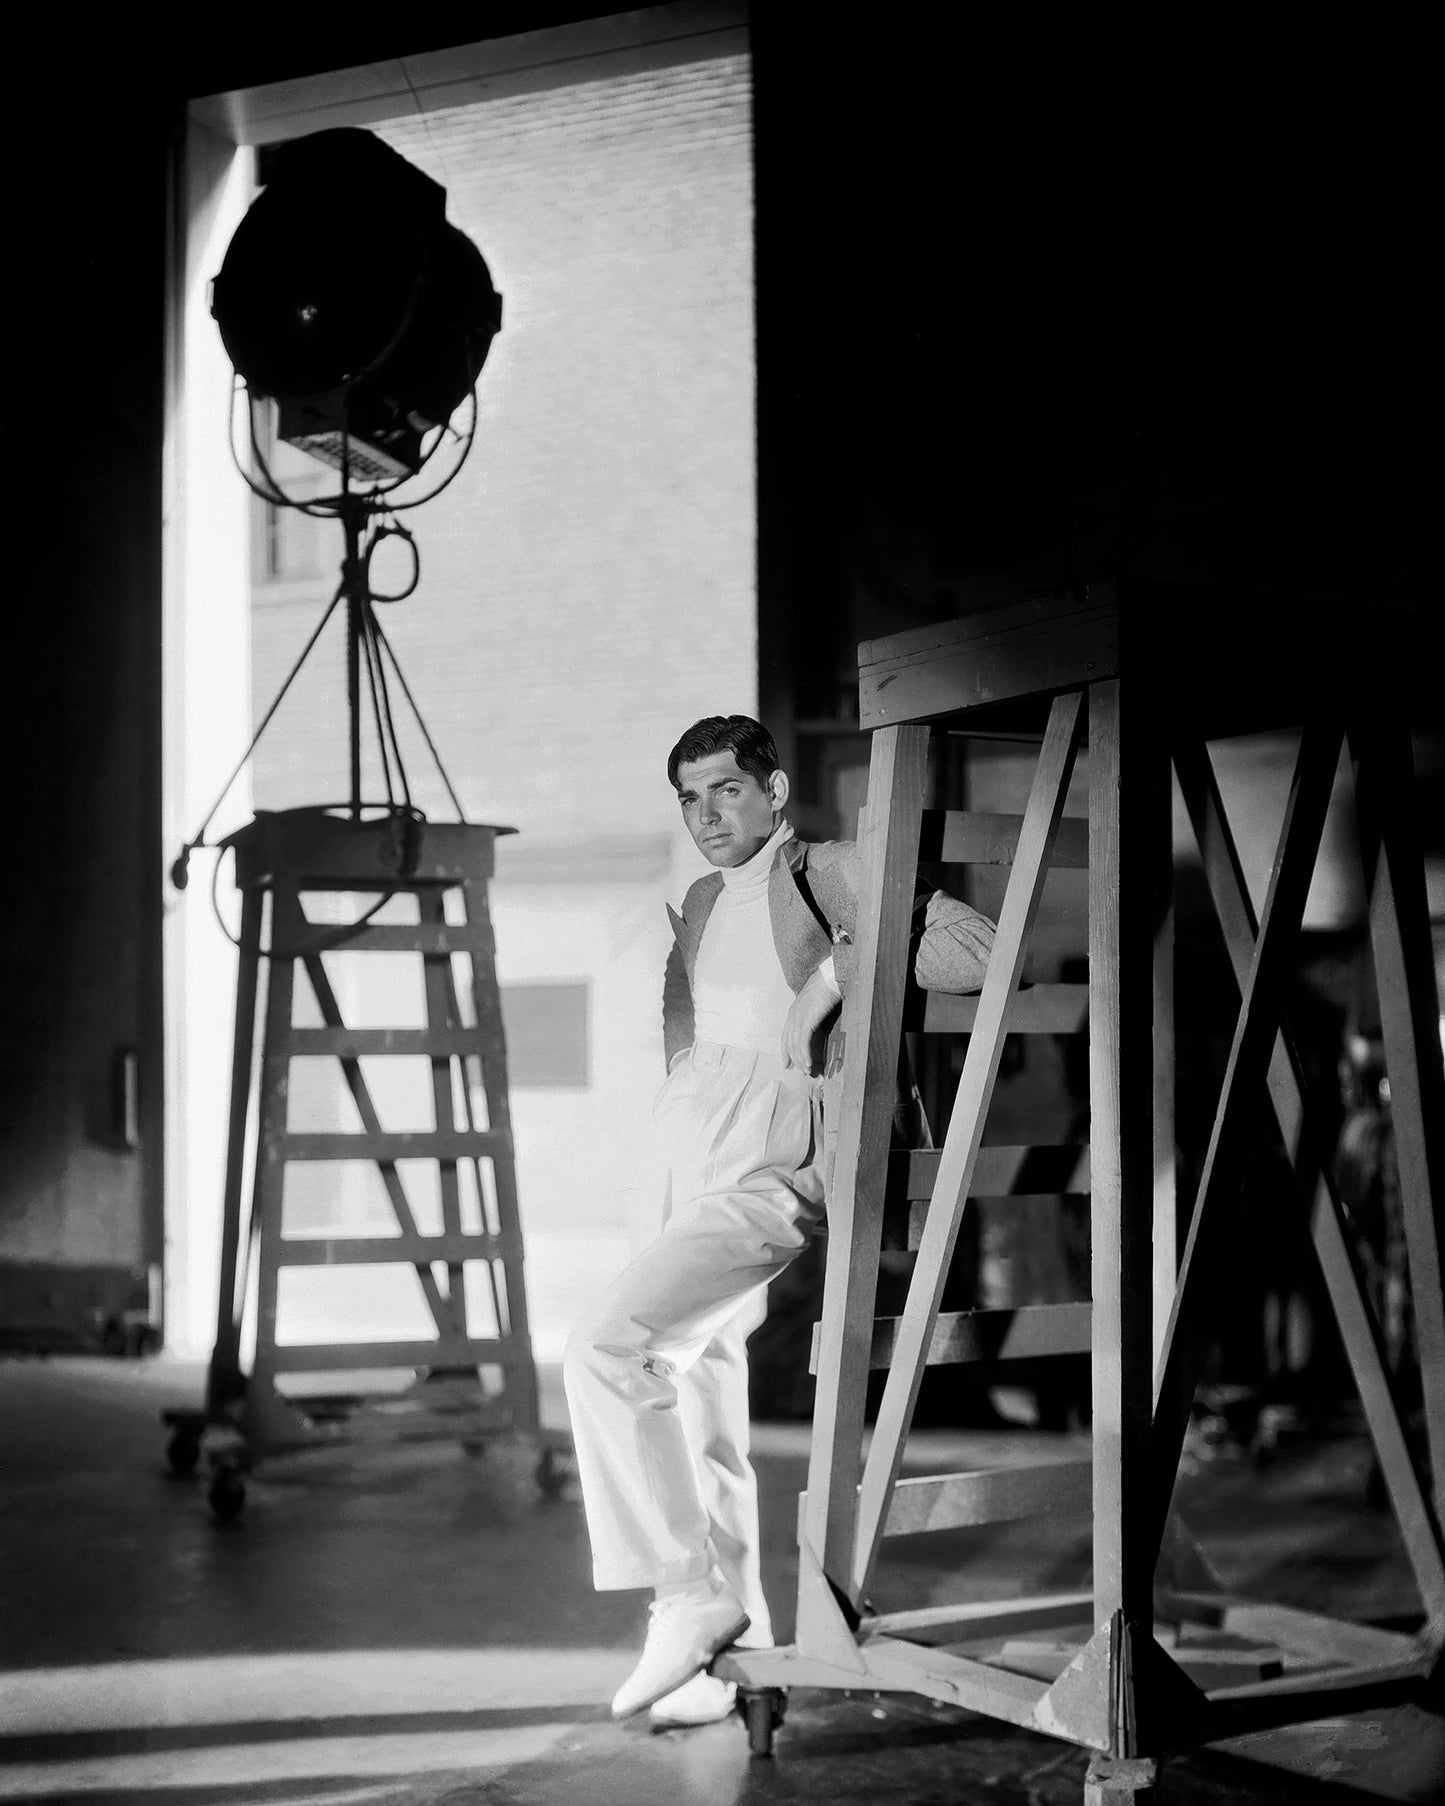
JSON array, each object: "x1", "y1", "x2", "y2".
[
  {"x1": 735, "y1": 1685, "x2": 786, "y2": 1757},
  {"x1": 207, "y1": 1465, "x2": 247, "y2": 1522}
]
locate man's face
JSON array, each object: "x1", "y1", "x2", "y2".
[{"x1": 675, "y1": 750, "x2": 785, "y2": 868}]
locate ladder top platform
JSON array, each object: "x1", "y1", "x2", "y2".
[
  {"x1": 858, "y1": 579, "x2": 1429, "y2": 739},
  {"x1": 223, "y1": 808, "x2": 516, "y2": 887}
]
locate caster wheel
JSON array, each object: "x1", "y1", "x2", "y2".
[
  {"x1": 166, "y1": 1430, "x2": 201, "y2": 1476},
  {"x1": 737, "y1": 1686, "x2": 786, "y2": 1757},
  {"x1": 208, "y1": 1468, "x2": 246, "y2": 1521},
  {"x1": 535, "y1": 1448, "x2": 569, "y2": 1499}
]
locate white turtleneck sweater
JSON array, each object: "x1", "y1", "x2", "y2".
[{"x1": 690, "y1": 821, "x2": 837, "y2": 1056}]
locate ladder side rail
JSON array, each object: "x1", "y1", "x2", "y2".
[
  {"x1": 803, "y1": 723, "x2": 930, "y2": 1590},
  {"x1": 418, "y1": 886, "x2": 469, "y2": 1345},
  {"x1": 1176, "y1": 736, "x2": 1445, "y2": 1628},
  {"x1": 852, "y1": 689, "x2": 1086, "y2": 1603},
  {"x1": 1147, "y1": 724, "x2": 1341, "y2": 1558},
  {"x1": 208, "y1": 881, "x2": 265, "y2": 1409},
  {"x1": 250, "y1": 883, "x2": 302, "y2": 1387},
  {"x1": 1351, "y1": 715, "x2": 1445, "y2": 1522},
  {"x1": 459, "y1": 877, "x2": 537, "y2": 1392}
]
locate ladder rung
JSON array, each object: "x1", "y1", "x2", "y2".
[
  {"x1": 890, "y1": 1145, "x2": 1090, "y2": 1202},
  {"x1": 280, "y1": 1029, "x2": 490, "y2": 1057},
  {"x1": 884, "y1": 1459, "x2": 1092, "y2": 1537},
  {"x1": 913, "y1": 984, "x2": 1088, "y2": 1035},
  {"x1": 296, "y1": 923, "x2": 488, "y2": 954},
  {"x1": 811, "y1": 1303, "x2": 1091, "y2": 1372},
  {"x1": 918, "y1": 809, "x2": 1089, "y2": 868},
  {"x1": 260, "y1": 1337, "x2": 505, "y2": 1373},
  {"x1": 275, "y1": 1233, "x2": 509, "y2": 1267},
  {"x1": 277, "y1": 1130, "x2": 503, "y2": 1162}
]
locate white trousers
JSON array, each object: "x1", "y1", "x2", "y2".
[{"x1": 562, "y1": 1041, "x2": 826, "y2": 1636}]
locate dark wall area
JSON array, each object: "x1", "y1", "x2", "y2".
[{"x1": 4, "y1": 12, "x2": 1439, "y2": 1350}]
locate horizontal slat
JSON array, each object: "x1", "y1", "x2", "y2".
[
  {"x1": 306, "y1": 923, "x2": 489, "y2": 953},
  {"x1": 280, "y1": 1029, "x2": 491, "y2": 1057},
  {"x1": 275, "y1": 1233, "x2": 509, "y2": 1266},
  {"x1": 260, "y1": 1338, "x2": 504, "y2": 1372},
  {"x1": 857, "y1": 587, "x2": 1119, "y2": 731},
  {"x1": 892, "y1": 1145, "x2": 1090, "y2": 1201},
  {"x1": 819, "y1": 1303, "x2": 1092, "y2": 1373},
  {"x1": 884, "y1": 1459, "x2": 1093, "y2": 1536},
  {"x1": 918, "y1": 810, "x2": 1089, "y2": 868},
  {"x1": 914, "y1": 984, "x2": 1088, "y2": 1035},
  {"x1": 274, "y1": 1130, "x2": 502, "y2": 1161},
  {"x1": 859, "y1": 1592, "x2": 1094, "y2": 1645}
]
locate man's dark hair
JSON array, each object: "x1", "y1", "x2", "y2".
[{"x1": 667, "y1": 715, "x2": 780, "y2": 791}]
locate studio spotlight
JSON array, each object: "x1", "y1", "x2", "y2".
[{"x1": 211, "y1": 127, "x2": 503, "y2": 479}]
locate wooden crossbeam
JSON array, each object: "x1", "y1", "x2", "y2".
[
  {"x1": 891, "y1": 1145, "x2": 1090, "y2": 1199},
  {"x1": 859, "y1": 1592, "x2": 1094, "y2": 1645},
  {"x1": 265, "y1": 1338, "x2": 503, "y2": 1371},
  {"x1": 279, "y1": 1129, "x2": 502, "y2": 1161},
  {"x1": 917, "y1": 809, "x2": 1090, "y2": 867},
  {"x1": 1174, "y1": 736, "x2": 1445, "y2": 1626},
  {"x1": 850, "y1": 690, "x2": 1087, "y2": 1604},
  {"x1": 1148, "y1": 725, "x2": 1342, "y2": 1559},
  {"x1": 809, "y1": 1302, "x2": 1093, "y2": 1372},
  {"x1": 884, "y1": 1460, "x2": 1093, "y2": 1535},
  {"x1": 274, "y1": 1233, "x2": 506, "y2": 1266},
  {"x1": 914, "y1": 984, "x2": 1089, "y2": 1035},
  {"x1": 281, "y1": 1028, "x2": 482, "y2": 1057}
]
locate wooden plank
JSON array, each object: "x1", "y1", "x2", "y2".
[
  {"x1": 1000, "y1": 1639, "x2": 1284, "y2": 1689},
  {"x1": 210, "y1": 884, "x2": 264, "y2": 1398},
  {"x1": 803, "y1": 726, "x2": 931, "y2": 1602},
  {"x1": 858, "y1": 585, "x2": 1119, "y2": 730},
  {"x1": 1148, "y1": 723, "x2": 1341, "y2": 1572},
  {"x1": 1174, "y1": 737, "x2": 1445, "y2": 1624},
  {"x1": 266, "y1": 1337, "x2": 503, "y2": 1371},
  {"x1": 914, "y1": 984, "x2": 1088, "y2": 1035},
  {"x1": 884, "y1": 1460, "x2": 1092, "y2": 1535},
  {"x1": 858, "y1": 1637, "x2": 1050, "y2": 1733},
  {"x1": 859, "y1": 1592, "x2": 1094, "y2": 1644},
  {"x1": 852, "y1": 690, "x2": 1086, "y2": 1603},
  {"x1": 278, "y1": 1129, "x2": 502, "y2": 1161},
  {"x1": 1153, "y1": 743, "x2": 1177, "y2": 1379},
  {"x1": 809, "y1": 1302, "x2": 1093, "y2": 1372},
  {"x1": 1085, "y1": 679, "x2": 1161, "y2": 1638},
  {"x1": 1193, "y1": 1658, "x2": 1429, "y2": 1742},
  {"x1": 421, "y1": 888, "x2": 469, "y2": 1343},
  {"x1": 1157, "y1": 1593, "x2": 1422, "y2": 1669},
  {"x1": 893, "y1": 1145, "x2": 1090, "y2": 1199},
  {"x1": 311, "y1": 922, "x2": 490, "y2": 953},
  {"x1": 917, "y1": 809, "x2": 1090, "y2": 868},
  {"x1": 280, "y1": 1028, "x2": 483, "y2": 1056},
  {"x1": 275, "y1": 1233, "x2": 507, "y2": 1266}
]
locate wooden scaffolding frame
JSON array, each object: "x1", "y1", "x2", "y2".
[
  {"x1": 164, "y1": 805, "x2": 566, "y2": 1515},
  {"x1": 720, "y1": 583, "x2": 1445, "y2": 1789}
]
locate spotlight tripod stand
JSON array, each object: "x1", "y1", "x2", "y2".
[{"x1": 164, "y1": 483, "x2": 566, "y2": 1519}]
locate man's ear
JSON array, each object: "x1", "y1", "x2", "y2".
[{"x1": 768, "y1": 769, "x2": 790, "y2": 811}]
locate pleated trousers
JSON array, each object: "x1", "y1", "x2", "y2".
[{"x1": 562, "y1": 1040, "x2": 826, "y2": 1638}]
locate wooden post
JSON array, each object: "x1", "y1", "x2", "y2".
[{"x1": 1088, "y1": 679, "x2": 1158, "y2": 1664}]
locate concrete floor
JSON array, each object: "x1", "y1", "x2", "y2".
[{"x1": 1, "y1": 1352, "x2": 1441, "y2": 1804}]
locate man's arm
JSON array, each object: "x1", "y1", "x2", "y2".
[{"x1": 810, "y1": 841, "x2": 995, "y2": 996}]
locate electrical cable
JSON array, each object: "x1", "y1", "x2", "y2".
[{"x1": 372, "y1": 614, "x2": 468, "y2": 821}]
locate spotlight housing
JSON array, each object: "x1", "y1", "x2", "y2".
[{"x1": 212, "y1": 128, "x2": 502, "y2": 479}]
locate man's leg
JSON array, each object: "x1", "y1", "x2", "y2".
[{"x1": 562, "y1": 1042, "x2": 823, "y2": 1713}]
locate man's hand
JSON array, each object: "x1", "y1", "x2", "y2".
[{"x1": 782, "y1": 968, "x2": 841, "y2": 1074}]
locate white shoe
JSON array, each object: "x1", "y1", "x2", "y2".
[
  {"x1": 649, "y1": 1670, "x2": 738, "y2": 1728},
  {"x1": 610, "y1": 1582, "x2": 750, "y2": 1719}
]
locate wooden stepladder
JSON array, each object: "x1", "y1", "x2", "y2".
[
  {"x1": 720, "y1": 584, "x2": 1445, "y2": 1794},
  {"x1": 164, "y1": 806, "x2": 566, "y2": 1517}
]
